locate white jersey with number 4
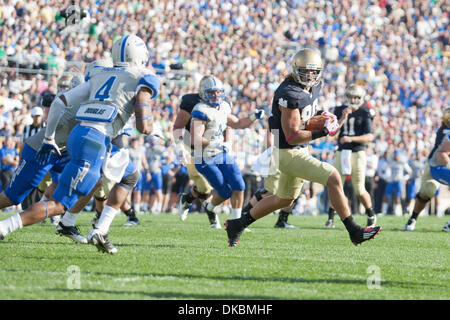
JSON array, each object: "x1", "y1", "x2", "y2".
[
  {"x1": 191, "y1": 100, "x2": 232, "y2": 158},
  {"x1": 75, "y1": 66, "x2": 157, "y2": 139}
]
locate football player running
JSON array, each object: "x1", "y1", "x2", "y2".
[
  {"x1": 172, "y1": 77, "x2": 215, "y2": 224},
  {"x1": 224, "y1": 48, "x2": 382, "y2": 247},
  {"x1": 0, "y1": 35, "x2": 159, "y2": 244},
  {"x1": 403, "y1": 108, "x2": 450, "y2": 232},
  {"x1": 190, "y1": 76, "x2": 265, "y2": 229},
  {"x1": 325, "y1": 83, "x2": 377, "y2": 228}
]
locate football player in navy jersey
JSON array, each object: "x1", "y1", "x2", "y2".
[
  {"x1": 325, "y1": 83, "x2": 377, "y2": 228},
  {"x1": 403, "y1": 108, "x2": 450, "y2": 232},
  {"x1": 224, "y1": 48, "x2": 381, "y2": 247}
]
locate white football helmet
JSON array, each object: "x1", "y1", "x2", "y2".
[
  {"x1": 111, "y1": 34, "x2": 149, "y2": 68},
  {"x1": 345, "y1": 83, "x2": 366, "y2": 109},
  {"x1": 199, "y1": 76, "x2": 225, "y2": 107}
]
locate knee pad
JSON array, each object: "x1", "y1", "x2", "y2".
[
  {"x1": 254, "y1": 188, "x2": 268, "y2": 201},
  {"x1": 415, "y1": 193, "x2": 430, "y2": 204},
  {"x1": 120, "y1": 169, "x2": 140, "y2": 191}
]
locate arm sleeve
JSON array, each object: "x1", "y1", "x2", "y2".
[
  {"x1": 44, "y1": 96, "x2": 66, "y2": 140},
  {"x1": 44, "y1": 81, "x2": 90, "y2": 139}
]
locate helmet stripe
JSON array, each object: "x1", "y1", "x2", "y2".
[{"x1": 120, "y1": 35, "x2": 130, "y2": 62}]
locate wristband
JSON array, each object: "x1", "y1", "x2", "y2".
[
  {"x1": 286, "y1": 129, "x2": 299, "y2": 143},
  {"x1": 311, "y1": 128, "x2": 329, "y2": 140},
  {"x1": 249, "y1": 114, "x2": 257, "y2": 122}
]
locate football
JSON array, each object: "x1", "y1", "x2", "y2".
[{"x1": 305, "y1": 115, "x2": 334, "y2": 131}]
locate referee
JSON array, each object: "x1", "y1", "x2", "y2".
[{"x1": 20, "y1": 106, "x2": 45, "y2": 210}]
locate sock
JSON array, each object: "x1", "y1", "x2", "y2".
[
  {"x1": 242, "y1": 202, "x2": 253, "y2": 213},
  {"x1": 95, "y1": 205, "x2": 120, "y2": 234},
  {"x1": 123, "y1": 207, "x2": 135, "y2": 217},
  {"x1": 185, "y1": 192, "x2": 195, "y2": 203},
  {"x1": 239, "y1": 212, "x2": 256, "y2": 228},
  {"x1": 410, "y1": 211, "x2": 420, "y2": 222},
  {"x1": 205, "y1": 201, "x2": 215, "y2": 213},
  {"x1": 328, "y1": 207, "x2": 336, "y2": 220},
  {"x1": 231, "y1": 208, "x2": 242, "y2": 219},
  {"x1": 342, "y1": 215, "x2": 361, "y2": 234},
  {"x1": 394, "y1": 204, "x2": 402, "y2": 217},
  {"x1": 381, "y1": 202, "x2": 388, "y2": 215},
  {"x1": 157, "y1": 202, "x2": 162, "y2": 213},
  {"x1": 134, "y1": 202, "x2": 141, "y2": 213},
  {"x1": 61, "y1": 211, "x2": 78, "y2": 227},
  {"x1": 365, "y1": 207, "x2": 375, "y2": 217},
  {"x1": 0, "y1": 213, "x2": 23, "y2": 236}
]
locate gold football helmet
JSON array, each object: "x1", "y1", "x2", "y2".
[
  {"x1": 443, "y1": 107, "x2": 450, "y2": 127},
  {"x1": 57, "y1": 75, "x2": 72, "y2": 92},
  {"x1": 345, "y1": 83, "x2": 366, "y2": 109},
  {"x1": 291, "y1": 48, "x2": 323, "y2": 88}
]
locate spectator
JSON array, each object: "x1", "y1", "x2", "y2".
[{"x1": 0, "y1": 136, "x2": 19, "y2": 192}]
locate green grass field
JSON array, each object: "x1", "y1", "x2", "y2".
[{"x1": 0, "y1": 211, "x2": 448, "y2": 300}]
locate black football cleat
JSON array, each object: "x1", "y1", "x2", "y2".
[
  {"x1": 349, "y1": 226, "x2": 382, "y2": 246},
  {"x1": 224, "y1": 219, "x2": 245, "y2": 247}
]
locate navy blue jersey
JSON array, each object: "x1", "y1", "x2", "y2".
[
  {"x1": 269, "y1": 77, "x2": 322, "y2": 149},
  {"x1": 334, "y1": 104, "x2": 374, "y2": 152},
  {"x1": 179, "y1": 93, "x2": 202, "y2": 132},
  {"x1": 428, "y1": 125, "x2": 450, "y2": 160}
]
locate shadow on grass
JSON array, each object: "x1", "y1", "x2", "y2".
[
  {"x1": 46, "y1": 287, "x2": 281, "y2": 300},
  {"x1": 2, "y1": 268, "x2": 445, "y2": 290}
]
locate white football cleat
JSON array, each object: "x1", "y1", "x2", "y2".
[{"x1": 402, "y1": 218, "x2": 416, "y2": 231}]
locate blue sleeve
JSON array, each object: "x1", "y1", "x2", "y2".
[
  {"x1": 138, "y1": 74, "x2": 160, "y2": 99},
  {"x1": 191, "y1": 110, "x2": 208, "y2": 121}
]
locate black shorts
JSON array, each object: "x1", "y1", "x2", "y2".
[
  {"x1": 171, "y1": 173, "x2": 190, "y2": 194},
  {"x1": 162, "y1": 174, "x2": 172, "y2": 195}
]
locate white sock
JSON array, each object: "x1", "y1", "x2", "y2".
[
  {"x1": 0, "y1": 213, "x2": 23, "y2": 236},
  {"x1": 231, "y1": 208, "x2": 242, "y2": 219},
  {"x1": 394, "y1": 204, "x2": 402, "y2": 216},
  {"x1": 142, "y1": 202, "x2": 148, "y2": 212},
  {"x1": 205, "y1": 201, "x2": 216, "y2": 213},
  {"x1": 134, "y1": 202, "x2": 141, "y2": 213},
  {"x1": 381, "y1": 202, "x2": 388, "y2": 215},
  {"x1": 61, "y1": 211, "x2": 78, "y2": 227},
  {"x1": 95, "y1": 205, "x2": 119, "y2": 234}
]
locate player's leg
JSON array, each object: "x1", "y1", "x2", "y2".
[
  {"x1": 88, "y1": 168, "x2": 140, "y2": 253},
  {"x1": 178, "y1": 160, "x2": 212, "y2": 220},
  {"x1": 56, "y1": 179, "x2": 102, "y2": 243},
  {"x1": 392, "y1": 182, "x2": 403, "y2": 216},
  {"x1": 195, "y1": 158, "x2": 231, "y2": 228},
  {"x1": 324, "y1": 151, "x2": 346, "y2": 227},
  {"x1": 150, "y1": 172, "x2": 163, "y2": 214},
  {"x1": 403, "y1": 164, "x2": 439, "y2": 231},
  {"x1": 381, "y1": 182, "x2": 393, "y2": 215},
  {"x1": 226, "y1": 148, "x2": 381, "y2": 246},
  {"x1": 351, "y1": 151, "x2": 376, "y2": 226}
]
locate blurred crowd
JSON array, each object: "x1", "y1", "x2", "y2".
[{"x1": 0, "y1": 0, "x2": 448, "y2": 214}]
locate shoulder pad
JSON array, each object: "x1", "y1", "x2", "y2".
[{"x1": 137, "y1": 73, "x2": 160, "y2": 99}]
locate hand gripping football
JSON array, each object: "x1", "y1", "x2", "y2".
[{"x1": 305, "y1": 115, "x2": 333, "y2": 131}]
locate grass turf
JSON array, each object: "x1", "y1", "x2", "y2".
[{"x1": 0, "y1": 211, "x2": 448, "y2": 300}]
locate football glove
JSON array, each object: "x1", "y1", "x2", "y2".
[
  {"x1": 324, "y1": 117, "x2": 339, "y2": 136},
  {"x1": 249, "y1": 109, "x2": 266, "y2": 122},
  {"x1": 36, "y1": 138, "x2": 61, "y2": 166}
]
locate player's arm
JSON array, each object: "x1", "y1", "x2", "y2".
[
  {"x1": 172, "y1": 109, "x2": 190, "y2": 141},
  {"x1": 436, "y1": 137, "x2": 450, "y2": 168},
  {"x1": 190, "y1": 119, "x2": 209, "y2": 148},
  {"x1": 227, "y1": 109, "x2": 266, "y2": 129},
  {"x1": 135, "y1": 74, "x2": 160, "y2": 135},
  {"x1": 44, "y1": 81, "x2": 90, "y2": 141},
  {"x1": 281, "y1": 107, "x2": 330, "y2": 145}
]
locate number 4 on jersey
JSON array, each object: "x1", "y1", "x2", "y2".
[{"x1": 94, "y1": 76, "x2": 116, "y2": 101}]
